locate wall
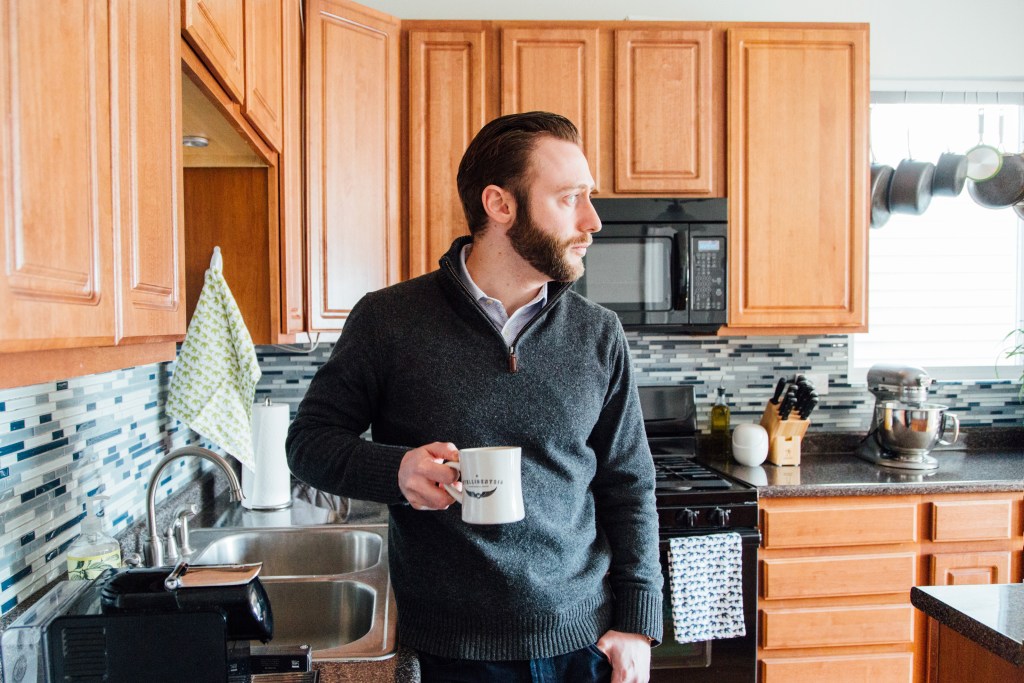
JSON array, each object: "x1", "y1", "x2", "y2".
[{"x1": 357, "y1": 0, "x2": 1024, "y2": 86}]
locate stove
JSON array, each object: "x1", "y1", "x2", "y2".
[{"x1": 639, "y1": 385, "x2": 759, "y2": 682}]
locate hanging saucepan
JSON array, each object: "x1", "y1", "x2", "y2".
[
  {"x1": 888, "y1": 159, "x2": 935, "y2": 215},
  {"x1": 965, "y1": 109, "x2": 1002, "y2": 181},
  {"x1": 870, "y1": 163, "x2": 894, "y2": 228},
  {"x1": 968, "y1": 153, "x2": 1024, "y2": 209},
  {"x1": 932, "y1": 152, "x2": 967, "y2": 197}
]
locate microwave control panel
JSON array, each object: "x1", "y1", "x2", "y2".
[{"x1": 690, "y1": 235, "x2": 726, "y2": 311}]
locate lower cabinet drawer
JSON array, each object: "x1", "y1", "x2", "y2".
[
  {"x1": 761, "y1": 653, "x2": 914, "y2": 683},
  {"x1": 762, "y1": 604, "x2": 915, "y2": 649},
  {"x1": 762, "y1": 553, "x2": 917, "y2": 599}
]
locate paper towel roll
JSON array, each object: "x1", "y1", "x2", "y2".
[{"x1": 243, "y1": 400, "x2": 292, "y2": 510}]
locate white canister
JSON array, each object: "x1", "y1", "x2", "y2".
[
  {"x1": 731, "y1": 423, "x2": 769, "y2": 467},
  {"x1": 243, "y1": 399, "x2": 293, "y2": 510}
]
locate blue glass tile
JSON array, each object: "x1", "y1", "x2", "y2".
[
  {"x1": 52, "y1": 429, "x2": 64, "y2": 439},
  {"x1": 2, "y1": 596, "x2": 17, "y2": 615},
  {"x1": 56, "y1": 381, "x2": 68, "y2": 391},
  {"x1": 10, "y1": 420, "x2": 24, "y2": 431},
  {"x1": 20, "y1": 531, "x2": 35, "y2": 546},
  {"x1": 0, "y1": 467, "x2": 8, "y2": 480},
  {"x1": 38, "y1": 413, "x2": 51, "y2": 424},
  {"x1": 17, "y1": 437, "x2": 68, "y2": 462},
  {"x1": 1, "y1": 565, "x2": 31, "y2": 591},
  {"x1": 75, "y1": 419, "x2": 96, "y2": 433},
  {"x1": 0, "y1": 441, "x2": 24, "y2": 457},
  {"x1": 115, "y1": 396, "x2": 123, "y2": 404}
]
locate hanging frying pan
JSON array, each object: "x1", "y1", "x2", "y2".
[
  {"x1": 965, "y1": 110, "x2": 1003, "y2": 181},
  {"x1": 968, "y1": 153, "x2": 1024, "y2": 209},
  {"x1": 870, "y1": 163, "x2": 894, "y2": 228}
]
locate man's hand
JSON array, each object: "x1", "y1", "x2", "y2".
[
  {"x1": 595, "y1": 630, "x2": 652, "y2": 683},
  {"x1": 398, "y1": 442, "x2": 459, "y2": 510}
]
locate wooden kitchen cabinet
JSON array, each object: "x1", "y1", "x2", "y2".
[
  {"x1": 725, "y1": 25, "x2": 869, "y2": 333},
  {"x1": 183, "y1": 0, "x2": 285, "y2": 152},
  {"x1": 306, "y1": 0, "x2": 401, "y2": 329},
  {"x1": 760, "y1": 491, "x2": 1024, "y2": 683},
  {"x1": 182, "y1": 0, "x2": 246, "y2": 103},
  {"x1": 501, "y1": 27, "x2": 602, "y2": 190},
  {"x1": 613, "y1": 28, "x2": 723, "y2": 196},
  {"x1": 0, "y1": 0, "x2": 184, "y2": 388},
  {"x1": 406, "y1": 27, "x2": 492, "y2": 279},
  {"x1": 759, "y1": 496, "x2": 920, "y2": 681},
  {"x1": 180, "y1": 0, "x2": 304, "y2": 343}
]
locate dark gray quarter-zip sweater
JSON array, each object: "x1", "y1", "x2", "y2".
[{"x1": 286, "y1": 237, "x2": 663, "y2": 660}]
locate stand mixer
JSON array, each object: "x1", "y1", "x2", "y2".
[{"x1": 855, "y1": 363, "x2": 960, "y2": 470}]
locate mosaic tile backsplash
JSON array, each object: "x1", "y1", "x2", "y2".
[{"x1": 2, "y1": 332, "x2": 1023, "y2": 616}]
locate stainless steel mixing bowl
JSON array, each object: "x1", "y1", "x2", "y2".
[{"x1": 874, "y1": 401, "x2": 960, "y2": 456}]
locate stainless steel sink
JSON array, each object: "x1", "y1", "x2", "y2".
[
  {"x1": 192, "y1": 527, "x2": 382, "y2": 577},
  {"x1": 187, "y1": 524, "x2": 396, "y2": 661}
]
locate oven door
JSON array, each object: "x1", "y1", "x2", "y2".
[{"x1": 651, "y1": 528, "x2": 760, "y2": 683}]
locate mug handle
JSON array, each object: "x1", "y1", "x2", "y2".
[
  {"x1": 938, "y1": 412, "x2": 960, "y2": 446},
  {"x1": 442, "y1": 461, "x2": 463, "y2": 504}
]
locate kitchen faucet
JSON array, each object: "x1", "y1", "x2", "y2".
[{"x1": 145, "y1": 446, "x2": 243, "y2": 566}]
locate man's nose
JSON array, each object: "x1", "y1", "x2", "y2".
[{"x1": 581, "y1": 200, "x2": 602, "y2": 233}]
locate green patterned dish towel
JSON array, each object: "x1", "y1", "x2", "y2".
[{"x1": 167, "y1": 248, "x2": 261, "y2": 468}]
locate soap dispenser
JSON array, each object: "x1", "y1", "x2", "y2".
[
  {"x1": 67, "y1": 495, "x2": 121, "y2": 580},
  {"x1": 710, "y1": 385, "x2": 731, "y2": 434}
]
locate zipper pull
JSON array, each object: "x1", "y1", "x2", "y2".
[{"x1": 508, "y1": 347, "x2": 518, "y2": 373}]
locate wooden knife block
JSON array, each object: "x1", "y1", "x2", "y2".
[{"x1": 760, "y1": 402, "x2": 810, "y2": 466}]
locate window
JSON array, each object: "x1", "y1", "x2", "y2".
[{"x1": 850, "y1": 99, "x2": 1024, "y2": 383}]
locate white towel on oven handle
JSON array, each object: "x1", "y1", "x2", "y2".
[{"x1": 668, "y1": 532, "x2": 746, "y2": 644}]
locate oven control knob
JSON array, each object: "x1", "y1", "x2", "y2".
[
  {"x1": 676, "y1": 508, "x2": 698, "y2": 528},
  {"x1": 711, "y1": 507, "x2": 731, "y2": 527}
]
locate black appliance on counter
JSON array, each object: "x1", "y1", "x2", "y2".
[
  {"x1": 1, "y1": 565, "x2": 309, "y2": 683},
  {"x1": 576, "y1": 198, "x2": 728, "y2": 334},
  {"x1": 639, "y1": 385, "x2": 759, "y2": 682}
]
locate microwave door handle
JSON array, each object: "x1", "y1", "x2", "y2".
[{"x1": 679, "y1": 236, "x2": 689, "y2": 312}]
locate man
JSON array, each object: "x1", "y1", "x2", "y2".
[{"x1": 287, "y1": 111, "x2": 662, "y2": 683}]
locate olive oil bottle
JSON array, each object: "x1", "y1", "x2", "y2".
[{"x1": 709, "y1": 385, "x2": 731, "y2": 434}]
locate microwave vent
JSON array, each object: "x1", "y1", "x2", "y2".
[{"x1": 59, "y1": 625, "x2": 109, "y2": 679}]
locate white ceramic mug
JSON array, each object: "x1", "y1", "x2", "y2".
[{"x1": 443, "y1": 447, "x2": 525, "y2": 524}]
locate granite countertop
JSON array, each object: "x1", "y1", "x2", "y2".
[
  {"x1": 699, "y1": 428, "x2": 1024, "y2": 497},
  {"x1": 911, "y1": 584, "x2": 1024, "y2": 667}
]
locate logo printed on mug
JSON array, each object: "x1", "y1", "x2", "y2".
[{"x1": 443, "y1": 447, "x2": 524, "y2": 524}]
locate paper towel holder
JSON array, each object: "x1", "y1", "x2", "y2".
[{"x1": 244, "y1": 397, "x2": 293, "y2": 511}]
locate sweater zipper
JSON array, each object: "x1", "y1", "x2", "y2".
[{"x1": 442, "y1": 260, "x2": 570, "y2": 374}]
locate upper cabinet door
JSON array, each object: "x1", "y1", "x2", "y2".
[
  {"x1": 407, "y1": 29, "x2": 489, "y2": 279},
  {"x1": 727, "y1": 26, "x2": 869, "y2": 331},
  {"x1": 243, "y1": 0, "x2": 284, "y2": 151},
  {"x1": 182, "y1": 0, "x2": 246, "y2": 103},
  {"x1": 112, "y1": 0, "x2": 186, "y2": 344},
  {"x1": 614, "y1": 28, "x2": 722, "y2": 196},
  {"x1": 306, "y1": 0, "x2": 400, "y2": 330},
  {"x1": 278, "y1": 0, "x2": 304, "y2": 334},
  {"x1": 501, "y1": 28, "x2": 601, "y2": 190},
  {"x1": 0, "y1": 1, "x2": 116, "y2": 352}
]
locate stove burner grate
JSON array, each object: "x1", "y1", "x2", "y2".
[{"x1": 653, "y1": 456, "x2": 731, "y2": 491}]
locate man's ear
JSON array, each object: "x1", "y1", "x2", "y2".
[{"x1": 481, "y1": 184, "x2": 515, "y2": 229}]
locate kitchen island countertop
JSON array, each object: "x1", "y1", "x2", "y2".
[{"x1": 911, "y1": 583, "x2": 1024, "y2": 667}]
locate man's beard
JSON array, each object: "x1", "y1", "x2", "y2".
[{"x1": 506, "y1": 196, "x2": 586, "y2": 282}]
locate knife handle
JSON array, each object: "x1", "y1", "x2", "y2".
[{"x1": 771, "y1": 377, "x2": 788, "y2": 404}]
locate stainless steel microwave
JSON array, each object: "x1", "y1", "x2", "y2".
[{"x1": 576, "y1": 198, "x2": 728, "y2": 334}]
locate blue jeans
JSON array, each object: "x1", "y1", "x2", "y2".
[{"x1": 417, "y1": 644, "x2": 613, "y2": 683}]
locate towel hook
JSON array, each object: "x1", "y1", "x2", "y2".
[{"x1": 210, "y1": 246, "x2": 223, "y2": 270}]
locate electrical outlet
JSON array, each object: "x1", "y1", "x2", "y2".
[{"x1": 805, "y1": 371, "x2": 829, "y2": 395}]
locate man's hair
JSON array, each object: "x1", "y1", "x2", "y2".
[{"x1": 456, "y1": 111, "x2": 582, "y2": 235}]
